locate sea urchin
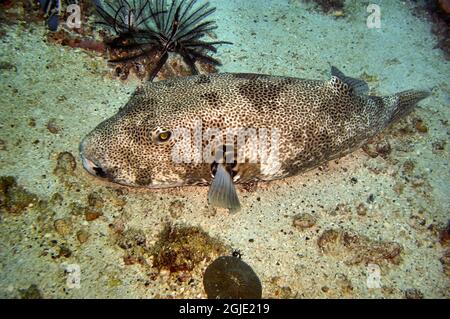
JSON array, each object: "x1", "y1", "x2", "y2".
[{"x1": 93, "y1": 0, "x2": 231, "y2": 81}]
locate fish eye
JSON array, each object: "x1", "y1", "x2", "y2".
[{"x1": 155, "y1": 128, "x2": 172, "y2": 143}]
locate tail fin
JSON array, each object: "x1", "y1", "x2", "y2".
[{"x1": 386, "y1": 90, "x2": 430, "y2": 124}]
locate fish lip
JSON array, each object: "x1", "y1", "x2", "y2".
[
  {"x1": 81, "y1": 155, "x2": 100, "y2": 177},
  {"x1": 79, "y1": 138, "x2": 107, "y2": 178},
  {"x1": 79, "y1": 138, "x2": 93, "y2": 174},
  {"x1": 81, "y1": 155, "x2": 113, "y2": 180}
]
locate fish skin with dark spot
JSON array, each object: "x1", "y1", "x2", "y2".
[{"x1": 79, "y1": 71, "x2": 429, "y2": 194}]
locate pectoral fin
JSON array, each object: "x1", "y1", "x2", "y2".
[{"x1": 208, "y1": 164, "x2": 241, "y2": 213}]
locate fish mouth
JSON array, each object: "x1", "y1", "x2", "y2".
[
  {"x1": 81, "y1": 156, "x2": 108, "y2": 178},
  {"x1": 79, "y1": 138, "x2": 109, "y2": 179}
]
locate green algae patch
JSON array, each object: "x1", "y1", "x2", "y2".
[
  {"x1": 0, "y1": 176, "x2": 39, "y2": 214},
  {"x1": 152, "y1": 224, "x2": 228, "y2": 273}
]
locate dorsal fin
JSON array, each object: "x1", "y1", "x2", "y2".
[{"x1": 331, "y1": 66, "x2": 369, "y2": 95}]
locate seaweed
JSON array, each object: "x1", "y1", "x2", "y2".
[
  {"x1": 0, "y1": 176, "x2": 39, "y2": 215},
  {"x1": 151, "y1": 223, "x2": 228, "y2": 272}
]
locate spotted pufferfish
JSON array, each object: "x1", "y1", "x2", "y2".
[{"x1": 80, "y1": 67, "x2": 429, "y2": 212}]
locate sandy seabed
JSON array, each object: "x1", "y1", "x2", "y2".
[{"x1": 0, "y1": 0, "x2": 449, "y2": 298}]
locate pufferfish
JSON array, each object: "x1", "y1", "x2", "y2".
[{"x1": 79, "y1": 67, "x2": 429, "y2": 212}]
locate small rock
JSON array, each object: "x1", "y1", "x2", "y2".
[
  {"x1": 404, "y1": 288, "x2": 424, "y2": 299},
  {"x1": 46, "y1": 119, "x2": 61, "y2": 134},
  {"x1": 414, "y1": 118, "x2": 428, "y2": 133},
  {"x1": 54, "y1": 218, "x2": 72, "y2": 236},
  {"x1": 292, "y1": 213, "x2": 316, "y2": 230},
  {"x1": 0, "y1": 139, "x2": 6, "y2": 150},
  {"x1": 57, "y1": 245, "x2": 72, "y2": 258},
  {"x1": 76, "y1": 230, "x2": 89, "y2": 244},
  {"x1": 439, "y1": 221, "x2": 450, "y2": 246},
  {"x1": 85, "y1": 210, "x2": 102, "y2": 221},
  {"x1": 356, "y1": 203, "x2": 367, "y2": 216}
]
